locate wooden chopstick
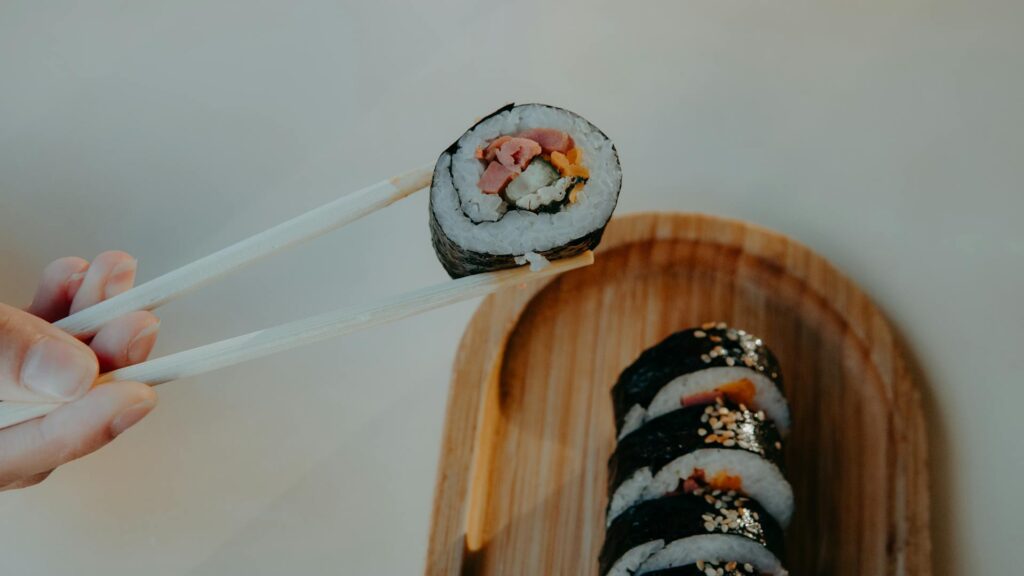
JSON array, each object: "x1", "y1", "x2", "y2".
[
  {"x1": 0, "y1": 252, "x2": 594, "y2": 430},
  {"x1": 55, "y1": 164, "x2": 434, "y2": 337}
]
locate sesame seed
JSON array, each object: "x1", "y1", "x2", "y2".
[
  {"x1": 726, "y1": 562, "x2": 737, "y2": 571},
  {"x1": 710, "y1": 335, "x2": 722, "y2": 342},
  {"x1": 704, "y1": 522, "x2": 715, "y2": 531},
  {"x1": 725, "y1": 357, "x2": 736, "y2": 366},
  {"x1": 701, "y1": 354, "x2": 712, "y2": 363},
  {"x1": 698, "y1": 428, "x2": 707, "y2": 436},
  {"x1": 704, "y1": 568, "x2": 716, "y2": 576},
  {"x1": 775, "y1": 441, "x2": 782, "y2": 450},
  {"x1": 697, "y1": 560, "x2": 705, "y2": 570},
  {"x1": 694, "y1": 330, "x2": 706, "y2": 338},
  {"x1": 744, "y1": 564, "x2": 754, "y2": 572}
]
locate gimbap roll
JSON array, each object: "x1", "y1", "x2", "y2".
[
  {"x1": 613, "y1": 324, "x2": 790, "y2": 439},
  {"x1": 599, "y1": 491, "x2": 787, "y2": 576},
  {"x1": 607, "y1": 398, "x2": 792, "y2": 527},
  {"x1": 430, "y1": 103, "x2": 621, "y2": 278}
]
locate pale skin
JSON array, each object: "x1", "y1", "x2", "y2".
[{"x1": 0, "y1": 251, "x2": 159, "y2": 491}]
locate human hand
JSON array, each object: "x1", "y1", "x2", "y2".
[{"x1": 0, "y1": 251, "x2": 159, "y2": 490}]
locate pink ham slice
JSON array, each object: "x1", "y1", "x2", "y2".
[
  {"x1": 494, "y1": 137, "x2": 542, "y2": 171},
  {"x1": 478, "y1": 161, "x2": 518, "y2": 194},
  {"x1": 481, "y1": 136, "x2": 512, "y2": 161},
  {"x1": 516, "y1": 128, "x2": 574, "y2": 154}
]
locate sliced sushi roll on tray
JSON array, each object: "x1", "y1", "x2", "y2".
[
  {"x1": 613, "y1": 324, "x2": 790, "y2": 439},
  {"x1": 601, "y1": 324, "x2": 793, "y2": 576},
  {"x1": 599, "y1": 491, "x2": 788, "y2": 576},
  {"x1": 607, "y1": 398, "x2": 792, "y2": 527},
  {"x1": 430, "y1": 103, "x2": 622, "y2": 278}
]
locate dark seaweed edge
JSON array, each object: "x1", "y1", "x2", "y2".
[
  {"x1": 429, "y1": 193, "x2": 608, "y2": 278},
  {"x1": 430, "y1": 103, "x2": 621, "y2": 279},
  {"x1": 599, "y1": 493, "x2": 786, "y2": 576},
  {"x1": 443, "y1": 102, "x2": 515, "y2": 155},
  {"x1": 643, "y1": 564, "x2": 764, "y2": 576},
  {"x1": 611, "y1": 327, "x2": 785, "y2": 433}
]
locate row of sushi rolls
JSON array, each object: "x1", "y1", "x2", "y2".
[
  {"x1": 430, "y1": 105, "x2": 791, "y2": 575},
  {"x1": 601, "y1": 325, "x2": 792, "y2": 576}
]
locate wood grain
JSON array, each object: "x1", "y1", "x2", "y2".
[{"x1": 425, "y1": 212, "x2": 930, "y2": 575}]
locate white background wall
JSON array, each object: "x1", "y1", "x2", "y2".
[{"x1": 1, "y1": 1, "x2": 1021, "y2": 574}]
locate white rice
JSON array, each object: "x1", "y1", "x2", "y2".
[
  {"x1": 638, "y1": 534, "x2": 789, "y2": 576},
  {"x1": 431, "y1": 104, "x2": 620, "y2": 256},
  {"x1": 607, "y1": 468, "x2": 654, "y2": 527},
  {"x1": 606, "y1": 449, "x2": 794, "y2": 527},
  {"x1": 605, "y1": 540, "x2": 664, "y2": 576},
  {"x1": 513, "y1": 251, "x2": 550, "y2": 271},
  {"x1": 618, "y1": 367, "x2": 791, "y2": 439}
]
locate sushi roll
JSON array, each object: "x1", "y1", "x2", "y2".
[
  {"x1": 607, "y1": 398, "x2": 792, "y2": 527},
  {"x1": 613, "y1": 324, "x2": 790, "y2": 439},
  {"x1": 599, "y1": 491, "x2": 788, "y2": 576},
  {"x1": 430, "y1": 103, "x2": 622, "y2": 278}
]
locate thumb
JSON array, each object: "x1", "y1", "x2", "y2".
[{"x1": 0, "y1": 303, "x2": 98, "y2": 402}]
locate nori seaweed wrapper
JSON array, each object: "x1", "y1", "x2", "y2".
[
  {"x1": 643, "y1": 562, "x2": 764, "y2": 576},
  {"x1": 599, "y1": 492, "x2": 785, "y2": 576},
  {"x1": 612, "y1": 325, "x2": 784, "y2": 434},
  {"x1": 607, "y1": 400, "x2": 784, "y2": 497},
  {"x1": 428, "y1": 190, "x2": 607, "y2": 278},
  {"x1": 429, "y1": 103, "x2": 620, "y2": 279}
]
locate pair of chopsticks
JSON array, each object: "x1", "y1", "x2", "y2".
[{"x1": 0, "y1": 165, "x2": 593, "y2": 430}]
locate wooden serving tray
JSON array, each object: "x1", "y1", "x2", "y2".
[{"x1": 426, "y1": 213, "x2": 930, "y2": 575}]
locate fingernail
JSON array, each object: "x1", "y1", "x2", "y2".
[
  {"x1": 110, "y1": 399, "x2": 155, "y2": 437},
  {"x1": 104, "y1": 259, "x2": 137, "y2": 299},
  {"x1": 21, "y1": 338, "x2": 95, "y2": 400},
  {"x1": 127, "y1": 321, "x2": 160, "y2": 365},
  {"x1": 66, "y1": 271, "x2": 87, "y2": 296}
]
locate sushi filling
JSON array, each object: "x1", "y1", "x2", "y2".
[
  {"x1": 476, "y1": 128, "x2": 589, "y2": 213},
  {"x1": 670, "y1": 469, "x2": 744, "y2": 496},
  {"x1": 681, "y1": 379, "x2": 756, "y2": 408}
]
